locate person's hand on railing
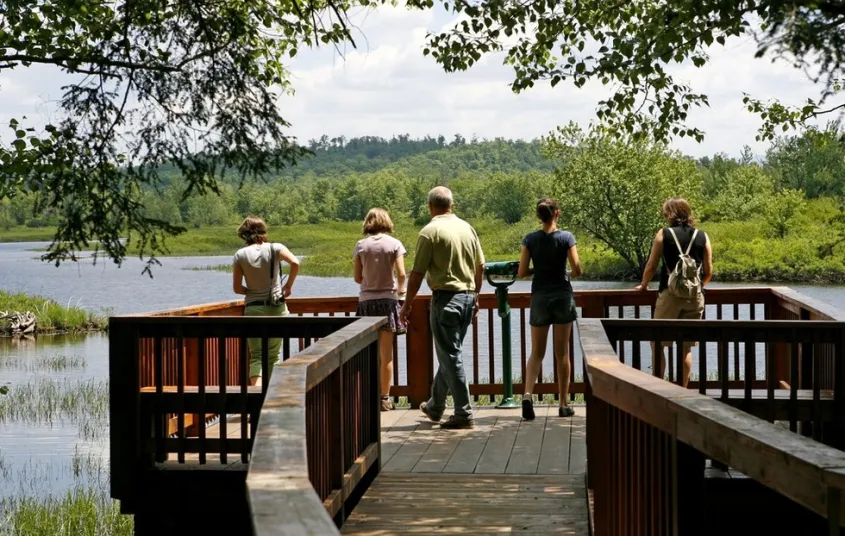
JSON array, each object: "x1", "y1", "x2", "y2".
[{"x1": 633, "y1": 283, "x2": 647, "y2": 291}]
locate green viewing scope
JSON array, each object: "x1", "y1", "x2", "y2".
[
  {"x1": 482, "y1": 261, "x2": 520, "y2": 408},
  {"x1": 484, "y1": 261, "x2": 519, "y2": 278}
]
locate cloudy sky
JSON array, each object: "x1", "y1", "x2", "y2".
[{"x1": 0, "y1": 5, "x2": 832, "y2": 158}]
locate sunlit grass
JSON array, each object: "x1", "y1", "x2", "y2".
[{"x1": 0, "y1": 292, "x2": 106, "y2": 334}]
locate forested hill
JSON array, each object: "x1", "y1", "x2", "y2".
[
  {"x1": 273, "y1": 135, "x2": 553, "y2": 181},
  {"x1": 265, "y1": 135, "x2": 552, "y2": 181}
]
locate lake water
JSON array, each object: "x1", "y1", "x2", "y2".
[{"x1": 1, "y1": 241, "x2": 845, "y2": 498}]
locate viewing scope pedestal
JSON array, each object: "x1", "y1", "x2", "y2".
[{"x1": 483, "y1": 261, "x2": 520, "y2": 409}]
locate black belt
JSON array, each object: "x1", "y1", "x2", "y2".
[
  {"x1": 431, "y1": 290, "x2": 473, "y2": 295},
  {"x1": 245, "y1": 300, "x2": 282, "y2": 307}
]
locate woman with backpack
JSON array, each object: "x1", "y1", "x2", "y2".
[{"x1": 634, "y1": 196, "x2": 713, "y2": 387}]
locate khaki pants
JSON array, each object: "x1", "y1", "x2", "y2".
[
  {"x1": 244, "y1": 303, "x2": 289, "y2": 378},
  {"x1": 654, "y1": 290, "x2": 704, "y2": 352}
]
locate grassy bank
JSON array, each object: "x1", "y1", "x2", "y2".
[
  {"x1": 0, "y1": 292, "x2": 107, "y2": 335},
  {"x1": 4, "y1": 201, "x2": 845, "y2": 282},
  {"x1": 0, "y1": 227, "x2": 56, "y2": 243},
  {"x1": 177, "y1": 216, "x2": 845, "y2": 284}
]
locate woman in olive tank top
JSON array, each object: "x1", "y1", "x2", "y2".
[{"x1": 634, "y1": 197, "x2": 713, "y2": 387}]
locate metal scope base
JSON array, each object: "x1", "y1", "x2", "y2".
[{"x1": 496, "y1": 397, "x2": 520, "y2": 409}]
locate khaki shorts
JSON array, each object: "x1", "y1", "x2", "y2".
[{"x1": 654, "y1": 290, "x2": 704, "y2": 350}]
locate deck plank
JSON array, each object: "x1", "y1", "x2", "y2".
[
  {"x1": 537, "y1": 411, "x2": 572, "y2": 475},
  {"x1": 412, "y1": 409, "x2": 488, "y2": 473},
  {"x1": 382, "y1": 419, "x2": 439, "y2": 472},
  {"x1": 341, "y1": 473, "x2": 589, "y2": 535},
  {"x1": 568, "y1": 407, "x2": 587, "y2": 475},
  {"x1": 474, "y1": 416, "x2": 521, "y2": 474},
  {"x1": 441, "y1": 410, "x2": 497, "y2": 473},
  {"x1": 380, "y1": 409, "x2": 422, "y2": 467},
  {"x1": 505, "y1": 416, "x2": 545, "y2": 474}
]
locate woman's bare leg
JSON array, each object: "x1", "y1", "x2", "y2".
[
  {"x1": 553, "y1": 323, "x2": 573, "y2": 407},
  {"x1": 524, "y1": 325, "x2": 550, "y2": 398},
  {"x1": 379, "y1": 331, "x2": 394, "y2": 397}
]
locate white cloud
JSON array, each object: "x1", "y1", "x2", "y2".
[{"x1": 0, "y1": 6, "x2": 834, "y2": 158}]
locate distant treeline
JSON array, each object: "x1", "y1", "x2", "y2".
[{"x1": 2, "y1": 127, "x2": 845, "y2": 232}]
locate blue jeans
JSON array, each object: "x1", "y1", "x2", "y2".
[{"x1": 426, "y1": 291, "x2": 475, "y2": 420}]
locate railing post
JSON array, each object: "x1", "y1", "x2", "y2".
[
  {"x1": 406, "y1": 297, "x2": 433, "y2": 409},
  {"x1": 767, "y1": 294, "x2": 791, "y2": 388},
  {"x1": 108, "y1": 319, "x2": 141, "y2": 511},
  {"x1": 581, "y1": 293, "x2": 605, "y2": 319},
  {"x1": 184, "y1": 337, "x2": 201, "y2": 436}
]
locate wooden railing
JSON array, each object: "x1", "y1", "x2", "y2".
[
  {"x1": 109, "y1": 312, "x2": 382, "y2": 534},
  {"x1": 247, "y1": 317, "x2": 383, "y2": 534},
  {"x1": 601, "y1": 319, "x2": 845, "y2": 442},
  {"x1": 135, "y1": 287, "x2": 787, "y2": 409},
  {"x1": 581, "y1": 316, "x2": 845, "y2": 535}
]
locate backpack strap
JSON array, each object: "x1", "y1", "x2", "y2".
[
  {"x1": 667, "y1": 227, "x2": 684, "y2": 253},
  {"x1": 685, "y1": 229, "x2": 699, "y2": 256}
]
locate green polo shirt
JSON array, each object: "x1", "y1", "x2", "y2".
[{"x1": 411, "y1": 214, "x2": 485, "y2": 292}]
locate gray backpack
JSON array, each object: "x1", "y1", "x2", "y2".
[{"x1": 666, "y1": 228, "x2": 702, "y2": 300}]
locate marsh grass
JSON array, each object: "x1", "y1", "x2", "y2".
[
  {"x1": 0, "y1": 434, "x2": 130, "y2": 535},
  {"x1": 0, "y1": 354, "x2": 87, "y2": 372},
  {"x1": 0, "y1": 292, "x2": 106, "y2": 335},
  {"x1": 0, "y1": 489, "x2": 132, "y2": 536},
  {"x1": 0, "y1": 378, "x2": 108, "y2": 440}
]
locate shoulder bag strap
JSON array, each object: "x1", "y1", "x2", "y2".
[{"x1": 269, "y1": 243, "x2": 276, "y2": 286}]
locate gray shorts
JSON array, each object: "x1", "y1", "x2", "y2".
[{"x1": 529, "y1": 291, "x2": 577, "y2": 327}]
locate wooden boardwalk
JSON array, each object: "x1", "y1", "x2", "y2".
[
  {"x1": 341, "y1": 406, "x2": 589, "y2": 535},
  {"x1": 202, "y1": 406, "x2": 590, "y2": 534}
]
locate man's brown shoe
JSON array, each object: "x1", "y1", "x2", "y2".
[{"x1": 440, "y1": 416, "x2": 474, "y2": 429}]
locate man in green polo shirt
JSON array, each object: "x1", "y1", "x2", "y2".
[{"x1": 399, "y1": 186, "x2": 485, "y2": 429}]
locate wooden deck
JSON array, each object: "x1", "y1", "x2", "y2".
[
  {"x1": 379, "y1": 406, "x2": 586, "y2": 475},
  {"x1": 337, "y1": 406, "x2": 589, "y2": 535}
]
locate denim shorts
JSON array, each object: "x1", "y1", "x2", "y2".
[{"x1": 529, "y1": 291, "x2": 577, "y2": 327}]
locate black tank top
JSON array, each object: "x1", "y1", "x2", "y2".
[{"x1": 659, "y1": 225, "x2": 707, "y2": 292}]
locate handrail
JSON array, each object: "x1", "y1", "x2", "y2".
[
  {"x1": 134, "y1": 287, "x2": 779, "y2": 318},
  {"x1": 129, "y1": 287, "x2": 787, "y2": 407},
  {"x1": 579, "y1": 317, "x2": 845, "y2": 527},
  {"x1": 770, "y1": 286, "x2": 845, "y2": 321},
  {"x1": 246, "y1": 316, "x2": 384, "y2": 535}
]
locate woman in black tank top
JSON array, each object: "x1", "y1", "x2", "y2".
[{"x1": 633, "y1": 197, "x2": 713, "y2": 387}]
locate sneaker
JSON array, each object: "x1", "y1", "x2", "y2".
[
  {"x1": 440, "y1": 415, "x2": 474, "y2": 429},
  {"x1": 380, "y1": 397, "x2": 393, "y2": 412},
  {"x1": 522, "y1": 397, "x2": 536, "y2": 421},
  {"x1": 420, "y1": 401, "x2": 442, "y2": 422},
  {"x1": 559, "y1": 406, "x2": 575, "y2": 418}
]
